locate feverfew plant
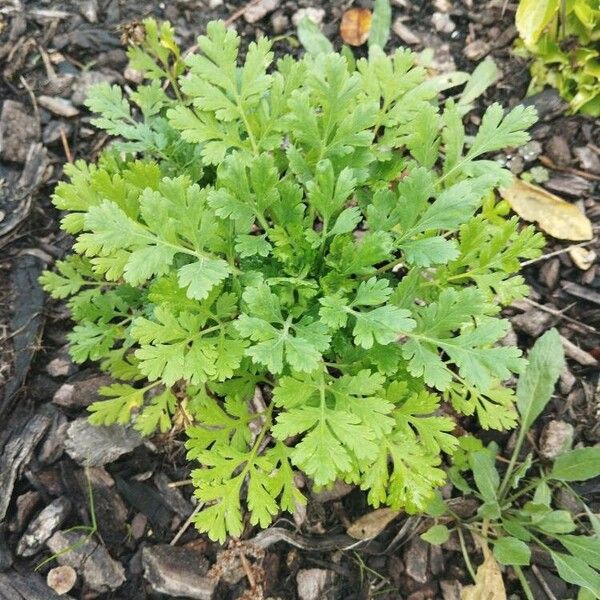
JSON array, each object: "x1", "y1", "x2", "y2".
[{"x1": 41, "y1": 19, "x2": 544, "y2": 543}]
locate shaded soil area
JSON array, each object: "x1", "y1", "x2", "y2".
[{"x1": 0, "y1": 1, "x2": 598, "y2": 599}]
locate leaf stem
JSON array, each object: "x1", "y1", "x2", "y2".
[
  {"x1": 457, "y1": 526, "x2": 477, "y2": 582},
  {"x1": 514, "y1": 565, "x2": 535, "y2": 600},
  {"x1": 498, "y1": 422, "x2": 528, "y2": 500}
]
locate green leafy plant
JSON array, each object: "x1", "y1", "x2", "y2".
[
  {"x1": 421, "y1": 329, "x2": 600, "y2": 598},
  {"x1": 41, "y1": 19, "x2": 544, "y2": 543},
  {"x1": 516, "y1": 0, "x2": 600, "y2": 115}
]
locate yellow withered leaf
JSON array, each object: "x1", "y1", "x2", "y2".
[
  {"x1": 340, "y1": 8, "x2": 372, "y2": 46},
  {"x1": 501, "y1": 179, "x2": 593, "y2": 241},
  {"x1": 461, "y1": 547, "x2": 507, "y2": 600},
  {"x1": 346, "y1": 507, "x2": 400, "y2": 540}
]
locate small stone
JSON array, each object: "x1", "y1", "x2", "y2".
[
  {"x1": 546, "y1": 135, "x2": 571, "y2": 167},
  {"x1": 9, "y1": 491, "x2": 40, "y2": 533},
  {"x1": 271, "y1": 13, "x2": 289, "y2": 35},
  {"x1": 539, "y1": 420, "x2": 574, "y2": 460},
  {"x1": 555, "y1": 487, "x2": 584, "y2": 515},
  {"x1": 539, "y1": 258, "x2": 560, "y2": 289},
  {"x1": 296, "y1": 568, "x2": 336, "y2": 600},
  {"x1": 392, "y1": 18, "x2": 421, "y2": 45},
  {"x1": 17, "y1": 497, "x2": 71, "y2": 557},
  {"x1": 208, "y1": 0, "x2": 223, "y2": 7},
  {"x1": 559, "y1": 365, "x2": 576, "y2": 395},
  {"x1": 79, "y1": 0, "x2": 98, "y2": 23},
  {"x1": 244, "y1": 0, "x2": 280, "y2": 24},
  {"x1": 434, "y1": 0, "x2": 452, "y2": 11},
  {"x1": 142, "y1": 545, "x2": 215, "y2": 600},
  {"x1": 511, "y1": 309, "x2": 554, "y2": 338},
  {"x1": 404, "y1": 536, "x2": 429, "y2": 584},
  {"x1": 464, "y1": 40, "x2": 490, "y2": 60},
  {"x1": 43, "y1": 121, "x2": 73, "y2": 145},
  {"x1": 0, "y1": 100, "x2": 41, "y2": 163},
  {"x1": 47, "y1": 530, "x2": 125, "y2": 592},
  {"x1": 545, "y1": 174, "x2": 592, "y2": 197},
  {"x1": 518, "y1": 140, "x2": 542, "y2": 162},
  {"x1": 131, "y1": 513, "x2": 147, "y2": 540},
  {"x1": 440, "y1": 579, "x2": 461, "y2": 600},
  {"x1": 65, "y1": 417, "x2": 143, "y2": 466},
  {"x1": 292, "y1": 8, "x2": 325, "y2": 27},
  {"x1": 71, "y1": 71, "x2": 117, "y2": 105},
  {"x1": 52, "y1": 374, "x2": 112, "y2": 408},
  {"x1": 574, "y1": 146, "x2": 600, "y2": 175},
  {"x1": 37, "y1": 96, "x2": 79, "y2": 118},
  {"x1": 500, "y1": 323, "x2": 518, "y2": 348},
  {"x1": 37, "y1": 409, "x2": 69, "y2": 464},
  {"x1": 153, "y1": 472, "x2": 194, "y2": 519},
  {"x1": 428, "y1": 42, "x2": 456, "y2": 74},
  {"x1": 569, "y1": 246, "x2": 596, "y2": 271},
  {"x1": 431, "y1": 12, "x2": 455, "y2": 33},
  {"x1": 124, "y1": 66, "x2": 144, "y2": 84},
  {"x1": 46, "y1": 356, "x2": 76, "y2": 378},
  {"x1": 52, "y1": 384, "x2": 75, "y2": 407},
  {"x1": 311, "y1": 480, "x2": 353, "y2": 503},
  {"x1": 47, "y1": 565, "x2": 77, "y2": 595},
  {"x1": 507, "y1": 154, "x2": 524, "y2": 175},
  {"x1": 430, "y1": 544, "x2": 444, "y2": 575},
  {"x1": 521, "y1": 88, "x2": 567, "y2": 121}
]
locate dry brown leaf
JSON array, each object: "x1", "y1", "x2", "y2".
[
  {"x1": 461, "y1": 547, "x2": 507, "y2": 600},
  {"x1": 501, "y1": 179, "x2": 593, "y2": 241},
  {"x1": 340, "y1": 8, "x2": 372, "y2": 46},
  {"x1": 346, "y1": 507, "x2": 400, "y2": 539},
  {"x1": 569, "y1": 246, "x2": 596, "y2": 270}
]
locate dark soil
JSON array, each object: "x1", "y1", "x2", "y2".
[{"x1": 0, "y1": 1, "x2": 598, "y2": 599}]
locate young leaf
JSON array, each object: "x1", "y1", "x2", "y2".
[
  {"x1": 550, "y1": 552, "x2": 600, "y2": 598},
  {"x1": 421, "y1": 524, "x2": 450, "y2": 545},
  {"x1": 297, "y1": 17, "x2": 333, "y2": 55},
  {"x1": 558, "y1": 535, "x2": 600, "y2": 570},
  {"x1": 469, "y1": 450, "x2": 500, "y2": 504},
  {"x1": 493, "y1": 536, "x2": 531, "y2": 566},
  {"x1": 516, "y1": 328, "x2": 564, "y2": 430},
  {"x1": 550, "y1": 447, "x2": 600, "y2": 482},
  {"x1": 369, "y1": 0, "x2": 391, "y2": 50}
]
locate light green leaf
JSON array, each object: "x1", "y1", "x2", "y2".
[
  {"x1": 421, "y1": 524, "x2": 450, "y2": 545},
  {"x1": 517, "y1": 328, "x2": 564, "y2": 430},
  {"x1": 551, "y1": 551, "x2": 600, "y2": 598},
  {"x1": 551, "y1": 447, "x2": 600, "y2": 482},
  {"x1": 369, "y1": 0, "x2": 391, "y2": 50},
  {"x1": 516, "y1": 0, "x2": 560, "y2": 46},
  {"x1": 297, "y1": 17, "x2": 333, "y2": 55},
  {"x1": 469, "y1": 450, "x2": 499, "y2": 504},
  {"x1": 493, "y1": 536, "x2": 531, "y2": 566},
  {"x1": 558, "y1": 535, "x2": 600, "y2": 570},
  {"x1": 177, "y1": 257, "x2": 230, "y2": 300}
]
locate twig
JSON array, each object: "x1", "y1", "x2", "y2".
[
  {"x1": 239, "y1": 550, "x2": 257, "y2": 589},
  {"x1": 170, "y1": 503, "x2": 202, "y2": 546},
  {"x1": 532, "y1": 564, "x2": 559, "y2": 600},
  {"x1": 18, "y1": 75, "x2": 39, "y2": 121},
  {"x1": 522, "y1": 298, "x2": 598, "y2": 334},
  {"x1": 520, "y1": 241, "x2": 593, "y2": 266},
  {"x1": 59, "y1": 127, "x2": 73, "y2": 163},
  {"x1": 167, "y1": 478, "x2": 193, "y2": 488},
  {"x1": 538, "y1": 155, "x2": 600, "y2": 181},
  {"x1": 224, "y1": 0, "x2": 261, "y2": 26}
]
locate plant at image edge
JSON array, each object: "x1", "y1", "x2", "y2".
[
  {"x1": 515, "y1": 0, "x2": 600, "y2": 116},
  {"x1": 40, "y1": 19, "x2": 545, "y2": 543},
  {"x1": 422, "y1": 329, "x2": 600, "y2": 598}
]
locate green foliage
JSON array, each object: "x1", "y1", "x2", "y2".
[
  {"x1": 42, "y1": 19, "x2": 543, "y2": 543},
  {"x1": 516, "y1": 0, "x2": 600, "y2": 115},
  {"x1": 423, "y1": 330, "x2": 600, "y2": 598}
]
